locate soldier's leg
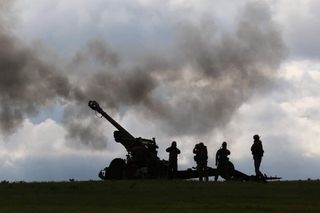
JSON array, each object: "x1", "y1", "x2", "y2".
[
  {"x1": 172, "y1": 161, "x2": 177, "y2": 178},
  {"x1": 168, "y1": 161, "x2": 173, "y2": 179},
  {"x1": 204, "y1": 166, "x2": 209, "y2": 182},
  {"x1": 254, "y1": 158, "x2": 262, "y2": 177},
  {"x1": 257, "y1": 158, "x2": 264, "y2": 178},
  {"x1": 215, "y1": 164, "x2": 220, "y2": 181},
  {"x1": 197, "y1": 164, "x2": 203, "y2": 181},
  {"x1": 199, "y1": 161, "x2": 208, "y2": 181},
  {"x1": 167, "y1": 167, "x2": 172, "y2": 179},
  {"x1": 214, "y1": 172, "x2": 219, "y2": 181},
  {"x1": 200, "y1": 168, "x2": 204, "y2": 181}
]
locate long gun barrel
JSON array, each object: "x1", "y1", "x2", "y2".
[{"x1": 88, "y1": 100, "x2": 134, "y2": 139}]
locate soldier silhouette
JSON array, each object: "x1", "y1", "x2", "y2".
[
  {"x1": 215, "y1": 141, "x2": 231, "y2": 181},
  {"x1": 251, "y1": 134, "x2": 264, "y2": 179},
  {"x1": 193, "y1": 142, "x2": 208, "y2": 181},
  {"x1": 166, "y1": 141, "x2": 181, "y2": 179}
]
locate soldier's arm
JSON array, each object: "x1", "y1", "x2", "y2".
[{"x1": 258, "y1": 143, "x2": 263, "y2": 153}]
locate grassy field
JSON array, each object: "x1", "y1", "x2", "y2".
[{"x1": 0, "y1": 180, "x2": 319, "y2": 212}]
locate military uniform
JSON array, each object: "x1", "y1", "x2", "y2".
[
  {"x1": 193, "y1": 143, "x2": 208, "y2": 181},
  {"x1": 215, "y1": 144, "x2": 230, "y2": 181},
  {"x1": 251, "y1": 135, "x2": 264, "y2": 179},
  {"x1": 166, "y1": 142, "x2": 181, "y2": 178}
]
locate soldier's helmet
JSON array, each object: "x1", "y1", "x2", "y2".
[
  {"x1": 172, "y1": 141, "x2": 177, "y2": 147},
  {"x1": 253, "y1": 134, "x2": 260, "y2": 140},
  {"x1": 222, "y1": 141, "x2": 227, "y2": 148}
]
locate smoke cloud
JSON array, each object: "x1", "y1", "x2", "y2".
[
  {"x1": 0, "y1": 1, "x2": 286, "y2": 149},
  {"x1": 151, "y1": 2, "x2": 286, "y2": 135}
]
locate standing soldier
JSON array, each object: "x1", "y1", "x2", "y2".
[
  {"x1": 166, "y1": 141, "x2": 181, "y2": 179},
  {"x1": 215, "y1": 141, "x2": 231, "y2": 181},
  {"x1": 193, "y1": 142, "x2": 208, "y2": 181},
  {"x1": 251, "y1": 134, "x2": 264, "y2": 179}
]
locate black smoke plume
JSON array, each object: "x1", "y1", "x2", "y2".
[{"x1": 0, "y1": 1, "x2": 286, "y2": 149}]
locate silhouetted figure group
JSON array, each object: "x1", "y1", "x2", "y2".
[{"x1": 166, "y1": 134, "x2": 264, "y2": 181}]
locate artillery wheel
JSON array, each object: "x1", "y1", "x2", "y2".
[{"x1": 108, "y1": 158, "x2": 126, "y2": 179}]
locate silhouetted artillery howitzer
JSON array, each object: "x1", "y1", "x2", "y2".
[
  {"x1": 89, "y1": 100, "x2": 281, "y2": 181},
  {"x1": 89, "y1": 100, "x2": 165, "y2": 179}
]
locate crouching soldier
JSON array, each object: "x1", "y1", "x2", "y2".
[{"x1": 215, "y1": 141, "x2": 231, "y2": 181}]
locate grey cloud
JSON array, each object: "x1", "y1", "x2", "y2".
[
  {"x1": 146, "y1": 1, "x2": 286, "y2": 136},
  {"x1": 0, "y1": 1, "x2": 286, "y2": 150},
  {"x1": 275, "y1": 0, "x2": 320, "y2": 60},
  {"x1": 0, "y1": 34, "x2": 73, "y2": 134},
  {"x1": 263, "y1": 134, "x2": 320, "y2": 180},
  {"x1": 72, "y1": 39, "x2": 119, "y2": 67}
]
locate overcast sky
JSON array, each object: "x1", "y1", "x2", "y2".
[{"x1": 0, "y1": 0, "x2": 320, "y2": 181}]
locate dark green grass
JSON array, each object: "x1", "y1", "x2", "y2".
[{"x1": 0, "y1": 180, "x2": 319, "y2": 212}]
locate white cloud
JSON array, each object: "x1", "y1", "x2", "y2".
[
  {"x1": 0, "y1": 119, "x2": 122, "y2": 181},
  {"x1": 272, "y1": 0, "x2": 320, "y2": 59}
]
